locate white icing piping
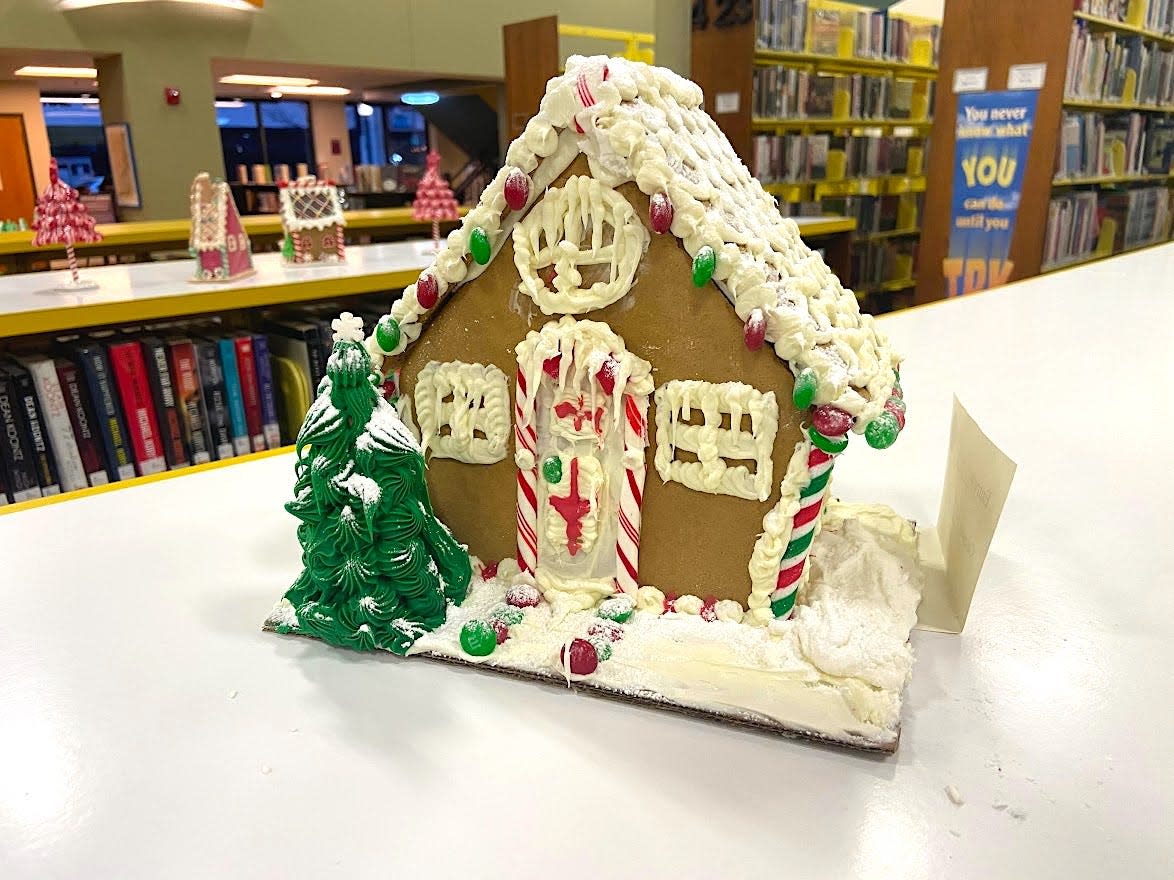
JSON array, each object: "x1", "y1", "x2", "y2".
[
  {"x1": 414, "y1": 361, "x2": 510, "y2": 464},
  {"x1": 652, "y1": 379, "x2": 777, "y2": 502}
]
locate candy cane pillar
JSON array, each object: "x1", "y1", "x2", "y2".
[
  {"x1": 770, "y1": 445, "x2": 837, "y2": 619},
  {"x1": 614, "y1": 393, "x2": 647, "y2": 596},
  {"x1": 515, "y1": 366, "x2": 539, "y2": 575}
]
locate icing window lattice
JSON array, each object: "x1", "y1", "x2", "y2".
[
  {"x1": 513, "y1": 175, "x2": 649, "y2": 316},
  {"x1": 414, "y1": 361, "x2": 510, "y2": 465},
  {"x1": 653, "y1": 380, "x2": 778, "y2": 502}
]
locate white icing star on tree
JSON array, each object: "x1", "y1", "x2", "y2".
[{"x1": 331, "y1": 311, "x2": 365, "y2": 343}]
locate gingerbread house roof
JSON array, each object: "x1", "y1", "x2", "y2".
[
  {"x1": 189, "y1": 173, "x2": 232, "y2": 252},
  {"x1": 368, "y1": 56, "x2": 899, "y2": 429},
  {"x1": 279, "y1": 176, "x2": 346, "y2": 232}
]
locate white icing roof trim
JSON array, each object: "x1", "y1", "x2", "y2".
[
  {"x1": 190, "y1": 173, "x2": 229, "y2": 252},
  {"x1": 368, "y1": 56, "x2": 898, "y2": 427}
]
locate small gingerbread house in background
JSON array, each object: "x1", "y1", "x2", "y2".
[
  {"x1": 279, "y1": 176, "x2": 346, "y2": 265},
  {"x1": 189, "y1": 172, "x2": 254, "y2": 282},
  {"x1": 365, "y1": 56, "x2": 904, "y2": 626}
]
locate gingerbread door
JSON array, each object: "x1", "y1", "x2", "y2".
[{"x1": 514, "y1": 318, "x2": 654, "y2": 602}]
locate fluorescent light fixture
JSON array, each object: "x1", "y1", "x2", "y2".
[
  {"x1": 401, "y1": 91, "x2": 440, "y2": 106},
  {"x1": 269, "y1": 85, "x2": 350, "y2": 96},
  {"x1": 214, "y1": 100, "x2": 246, "y2": 108},
  {"x1": 40, "y1": 96, "x2": 100, "y2": 104},
  {"x1": 60, "y1": 0, "x2": 261, "y2": 10},
  {"x1": 15, "y1": 65, "x2": 98, "y2": 78},
  {"x1": 269, "y1": 90, "x2": 283, "y2": 99},
  {"x1": 219, "y1": 74, "x2": 318, "y2": 87},
  {"x1": 357, "y1": 102, "x2": 374, "y2": 117}
]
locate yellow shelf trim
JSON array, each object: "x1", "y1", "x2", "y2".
[
  {"x1": 1073, "y1": 11, "x2": 1174, "y2": 47},
  {"x1": 754, "y1": 49, "x2": 938, "y2": 79}
]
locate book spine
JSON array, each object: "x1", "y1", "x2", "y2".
[
  {"x1": 217, "y1": 338, "x2": 251, "y2": 456},
  {"x1": 304, "y1": 323, "x2": 326, "y2": 392},
  {"x1": 55, "y1": 360, "x2": 109, "y2": 487},
  {"x1": 108, "y1": 342, "x2": 167, "y2": 476},
  {"x1": 233, "y1": 336, "x2": 266, "y2": 452},
  {"x1": 0, "y1": 372, "x2": 42, "y2": 502},
  {"x1": 12, "y1": 366, "x2": 61, "y2": 495},
  {"x1": 167, "y1": 340, "x2": 212, "y2": 465},
  {"x1": 75, "y1": 347, "x2": 137, "y2": 481},
  {"x1": 251, "y1": 334, "x2": 282, "y2": 450},
  {"x1": 141, "y1": 339, "x2": 190, "y2": 470},
  {"x1": 196, "y1": 341, "x2": 234, "y2": 460}
]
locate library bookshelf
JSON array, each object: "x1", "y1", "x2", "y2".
[
  {"x1": 918, "y1": 0, "x2": 1173, "y2": 303},
  {"x1": 691, "y1": 0, "x2": 939, "y2": 312}
]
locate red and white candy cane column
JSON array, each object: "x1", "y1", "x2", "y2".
[
  {"x1": 514, "y1": 365, "x2": 539, "y2": 575},
  {"x1": 335, "y1": 224, "x2": 345, "y2": 261},
  {"x1": 614, "y1": 393, "x2": 647, "y2": 596}
]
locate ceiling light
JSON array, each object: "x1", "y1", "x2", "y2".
[
  {"x1": 269, "y1": 90, "x2": 283, "y2": 99},
  {"x1": 214, "y1": 100, "x2": 246, "y2": 108},
  {"x1": 401, "y1": 91, "x2": 440, "y2": 106},
  {"x1": 40, "y1": 96, "x2": 100, "y2": 104},
  {"x1": 357, "y1": 102, "x2": 375, "y2": 117},
  {"x1": 15, "y1": 66, "x2": 98, "y2": 78},
  {"x1": 219, "y1": 74, "x2": 318, "y2": 87},
  {"x1": 270, "y1": 85, "x2": 350, "y2": 96}
]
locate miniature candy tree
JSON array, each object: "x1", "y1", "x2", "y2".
[
  {"x1": 32, "y1": 159, "x2": 103, "y2": 289},
  {"x1": 411, "y1": 150, "x2": 460, "y2": 252},
  {"x1": 279, "y1": 312, "x2": 472, "y2": 654}
]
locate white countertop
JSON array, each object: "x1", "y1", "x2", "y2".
[
  {"x1": 1, "y1": 244, "x2": 1171, "y2": 878},
  {"x1": 0, "y1": 240, "x2": 435, "y2": 321}
]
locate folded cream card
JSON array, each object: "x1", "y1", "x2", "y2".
[{"x1": 916, "y1": 396, "x2": 1016, "y2": 633}]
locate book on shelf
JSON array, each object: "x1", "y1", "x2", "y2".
[
  {"x1": 195, "y1": 339, "x2": 235, "y2": 462},
  {"x1": 55, "y1": 359, "x2": 110, "y2": 487},
  {"x1": 4, "y1": 362, "x2": 61, "y2": 496},
  {"x1": 70, "y1": 343, "x2": 137, "y2": 482},
  {"x1": 166, "y1": 339, "x2": 213, "y2": 466},
  {"x1": 1044, "y1": 185, "x2": 1171, "y2": 266},
  {"x1": 0, "y1": 367, "x2": 44, "y2": 503},
  {"x1": 1065, "y1": 22, "x2": 1174, "y2": 105},
  {"x1": 107, "y1": 340, "x2": 168, "y2": 477},
  {"x1": 809, "y1": 8, "x2": 842, "y2": 56},
  {"x1": 232, "y1": 334, "x2": 267, "y2": 453},
  {"x1": 756, "y1": 0, "x2": 809, "y2": 52},
  {"x1": 216, "y1": 337, "x2": 252, "y2": 457},
  {"x1": 251, "y1": 334, "x2": 283, "y2": 450},
  {"x1": 141, "y1": 336, "x2": 190, "y2": 471},
  {"x1": 265, "y1": 317, "x2": 326, "y2": 394}
]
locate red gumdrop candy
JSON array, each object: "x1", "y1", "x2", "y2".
[
  {"x1": 885, "y1": 399, "x2": 906, "y2": 430},
  {"x1": 812, "y1": 405, "x2": 852, "y2": 437},
  {"x1": 480, "y1": 559, "x2": 499, "y2": 580},
  {"x1": 700, "y1": 596, "x2": 718, "y2": 622},
  {"x1": 538, "y1": 265, "x2": 557, "y2": 289},
  {"x1": 504, "y1": 167, "x2": 530, "y2": 212},
  {"x1": 649, "y1": 192, "x2": 673, "y2": 234},
  {"x1": 491, "y1": 618, "x2": 510, "y2": 644},
  {"x1": 744, "y1": 309, "x2": 767, "y2": 351},
  {"x1": 542, "y1": 355, "x2": 562, "y2": 380},
  {"x1": 595, "y1": 356, "x2": 618, "y2": 395},
  {"x1": 561, "y1": 638, "x2": 599, "y2": 676},
  {"x1": 506, "y1": 583, "x2": 542, "y2": 608},
  {"x1": 416, "y1": 273, "x2": 438, "y2": 309}
]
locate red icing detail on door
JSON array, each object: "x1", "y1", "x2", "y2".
[
  {"x1": 553, "y1": 395, "x2": 605, "y2": 436},
  {"x1": 549, "y1": 458, "x2": 592, "y2": 557}
]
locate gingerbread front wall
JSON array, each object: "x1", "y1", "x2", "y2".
[{"x1": 393, "y1": 157, "x2": 804, "y2": 605}]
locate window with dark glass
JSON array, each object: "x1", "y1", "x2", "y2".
[
  {"x1": 215, "y1": 98, "x2": 312, "y2": 176},
  {"x1": 41, "y1": 100, "x2": 111, "y2": 193}
]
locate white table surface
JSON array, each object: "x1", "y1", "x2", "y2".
[
  {"x1": 0, "y1": 240, "x2": 435, "y2": 321},
  {"x1": 2, "y1": 244, "x2": 1171, "y2": 878}
]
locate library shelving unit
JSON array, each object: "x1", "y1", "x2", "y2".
[
  {"x1": 691, "y1": 0, "x2": 939, "y2": 312},
  {"x1": 917, "y1": 0, "x2": 1173, "y2": 303}
]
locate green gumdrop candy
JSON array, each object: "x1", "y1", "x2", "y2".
[
  {"x1": 459, "y1": 619, "x2": 497, "y2": 657},
  {"x1": 865, "y1": 412, "x2": 900, "y2": 449},
  {"x1": 597, "y1": 595, "x2": 634, "y2": 624},
  {"x1": 469, "y1": 227, "x2": 491, "y2": 265},
  {"x1": 692, "y1": 246, "x2": 716, "y2": 286},
  {"x1": 491, "y1": 604, "x2": 525, "y2": 626},
  {"x1": 541, "y1": 455, "x2": 563, "y2": 484},
  {"x1": 374, "y1": 316, "x2": 401, "y2": 352},
  {"x1": 589, "y1": 638, "x2": 613, "y2": 662},
  {"x1": 792, "y1": 368, "x2": 818, "y2": 409}
]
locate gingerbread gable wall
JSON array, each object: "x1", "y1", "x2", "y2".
[{"x1": 395, "y1": 157, "x2": 804, "y2": 604}]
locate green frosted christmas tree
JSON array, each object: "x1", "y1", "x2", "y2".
[{"x1": 277, "y1": 312, "x2": 471, "y2": 654}]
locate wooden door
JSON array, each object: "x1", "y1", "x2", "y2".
[{"x1": 0, "y1": 115, "x2": 37, "y2": 223}]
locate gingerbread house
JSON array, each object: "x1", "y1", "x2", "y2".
[
  {"x1": 365, "y1": 56, "x2": 904, "y2": 626},
  {"x1": 189, "y1": 172, "x2": 254, "y2": 281},
  {"x1": 278, "y1": 176, "x2": 346, "y2": 264}
]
